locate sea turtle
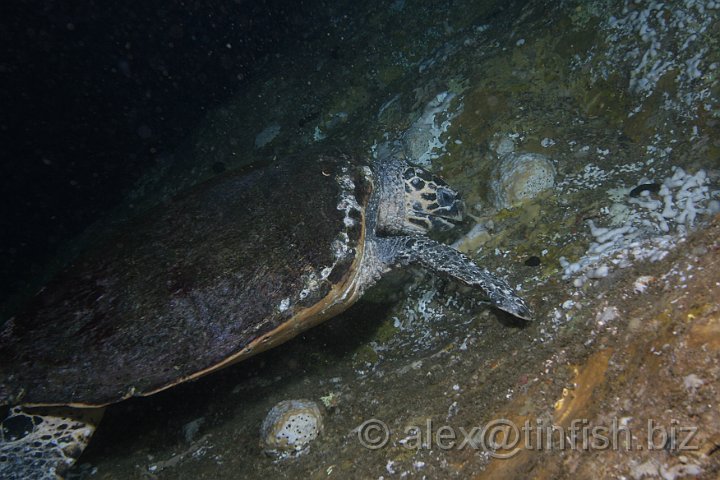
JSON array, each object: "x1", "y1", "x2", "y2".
[{"x1": 0, "y1": 148, "x2": 532, "y2": 479}]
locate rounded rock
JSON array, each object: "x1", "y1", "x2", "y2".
[
  {"x1": 490, "y1": 152, "x2": 556, "y2": 209},
  {"x1": 260, "y1": 399, "x2": 324, "y2": 457}
]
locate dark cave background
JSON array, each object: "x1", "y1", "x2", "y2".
[{"x1": 0, "y1": 0, "x2": 335, "y2": 315}]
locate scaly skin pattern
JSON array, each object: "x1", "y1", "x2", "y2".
[
  {"x1": 372, "y1": 235, "x2": 533, "y2": 321},
  {"x1": 0, "y1": 406, "x2": 102, "y2": 480}
]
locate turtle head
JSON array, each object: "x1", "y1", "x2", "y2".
[
  {"x1": 401, "y1": 165, "x2": 464, "y2": 233},
  {"x1": 376, "y1": 158, "x2": 464, "y2": 236}
]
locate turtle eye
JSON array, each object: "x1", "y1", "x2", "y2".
[
  {"x1": 410, "y1": 177, "x2": 425, "y2": 190},
  {"x1": 436, "y1": 187, "x2": 457, "y2": 207}
]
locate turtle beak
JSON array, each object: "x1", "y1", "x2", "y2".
[{"x1": 431, "y1": 185, "x2": 464, "y2": 225}]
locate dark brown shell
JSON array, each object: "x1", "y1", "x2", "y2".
[{"x1": 0, "y1": 154, "x2": 371, "y2": 406}]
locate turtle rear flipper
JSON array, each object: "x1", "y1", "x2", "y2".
[
  {"x1": 0, "y1": 406, "x2": 104, "y2": 480},
  {"x1": 375, "y1": 236, "x2": 533, "y2": 321}
]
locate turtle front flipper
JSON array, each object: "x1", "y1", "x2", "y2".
[
  {"x1": 376, "y1": 236, "x2": 533, "y2": 320},
  {"x1": 0, "y1": 406, "x2": 104, "y2": 480}
]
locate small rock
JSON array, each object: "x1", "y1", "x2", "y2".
[
  {"x1": 260, "y1": 399, "x2": 324, "y2": 458},
  {"x1": 633, "y1": 275, "x2": 656, "y2": 294},
  {"x1": 587, "y1": 265, "x2": 610, "y2": 279},
  {"x1": 495, "y1": 136, "x2": 515, "y2": 155},
  {"x1": 490, "y1": 152, "x2": 556, "y2": 209},
  {"x1": 660, "y1": 463, "x2": 703, "y2": 479},
  {"x1": 596, "y1": 306, "x2": 619, "y2": 325},
  {"x1": 182, "y1": 417, "x2": 205, "y2": 443},
  {"x1": 631, "y1": 459, "x2": 659, "y2": 480},
  {"x1": 683, "y1": 374, "x2": 704, "y2": 391}
]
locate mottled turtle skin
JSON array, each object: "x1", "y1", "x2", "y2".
[{"x1": 0, "y1": 148, "x2": 532, "y2": 479}]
